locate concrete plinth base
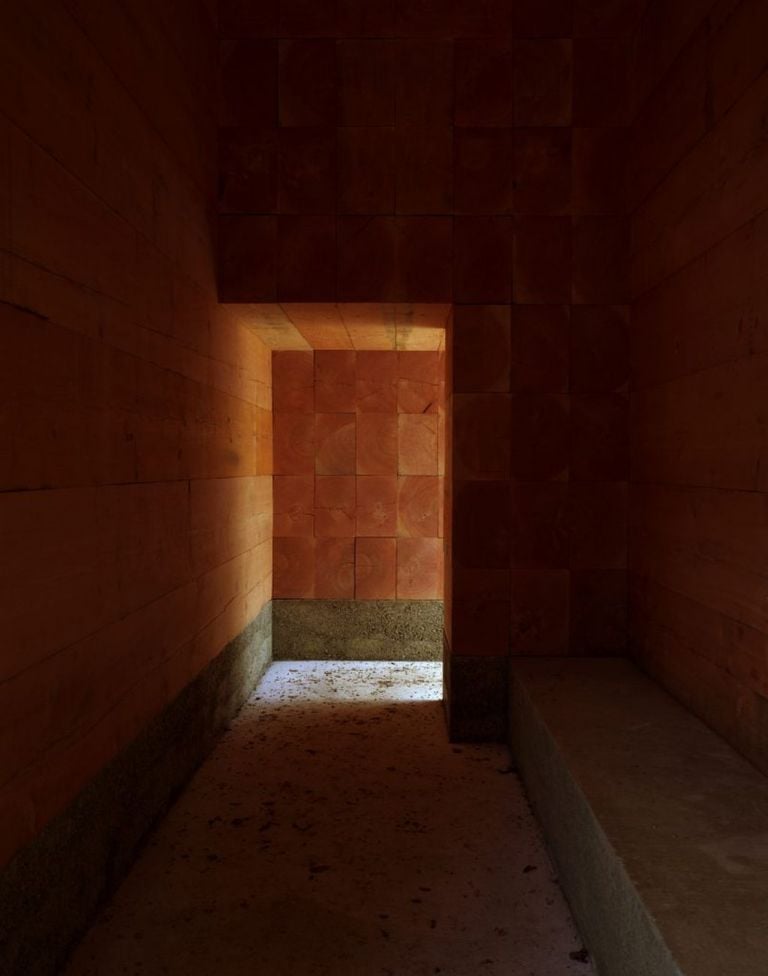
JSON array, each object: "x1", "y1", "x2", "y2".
[
  {"x1": 0, "y1": 603, "x2": 273, "y2": 976},
  {"x1": 273, "y1": 599, "x2": 443, "y2": 660},
  {"x1": 510, "y1": 657, "x2": 768, "y2": 976}
]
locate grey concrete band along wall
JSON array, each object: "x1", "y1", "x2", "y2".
[
  {"x1": 0, "y1": 603, "x2": 273, "y2": 976},
  {"x1": 273, "y1": 599, "x2": 443, "y2": 661}
]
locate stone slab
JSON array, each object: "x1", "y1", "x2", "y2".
[
  {"x1": 0, "y1": 602, "x2": 273, "y2": 976},
  {"x1": 510, "y1": 657, "x2": 768, "y2": 976},
  {"x1": 273, "y1": 599, "x2": 443, "y2": 660}
]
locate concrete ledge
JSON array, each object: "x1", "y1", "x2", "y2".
[
  {"x1": 510, "y1": 657, "x2": 768, "y2": 976},
  {"x1": 273, "y1": 599, "x2": 442, "y2": 660},
  {"x1": 0, "y1": 602, "x2": 272, "y2": 976}
]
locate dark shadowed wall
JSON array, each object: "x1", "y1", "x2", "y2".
[
  {"x1": 0, "y1": 0, "x2": 273, "y2": 868},
  {"x1": 218, "y1": 0, "x2": 634, "y2": 732},
  {"x1": 629, "y1": 0, "x2": 768, "y2": 772}
]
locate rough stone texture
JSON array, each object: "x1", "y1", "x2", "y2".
[
  {"x1": 273, "y1": 599, "x2": 443, "y2": 660},
  {"x1": 0, "y1": 604, "x2": 272, "y2": 976},
  {"x1": 63, "y1": 662, "x2": 592, "y2": 976},
  {"x1": 444, "y1": 651, "x2": 508, "y2": 742},
  {"x1": 510, "y1": 657, "x2": 768, "y2": 976}
]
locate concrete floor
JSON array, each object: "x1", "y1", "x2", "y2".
[{"x1": 64, "y1": 662, "x2": 592, "y2": 976}]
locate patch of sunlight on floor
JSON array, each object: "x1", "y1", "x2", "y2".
[{"x1": 257, "y1": 661, "x2": 443, "y2": 703}]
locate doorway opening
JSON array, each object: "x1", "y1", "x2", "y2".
[{"x1": 241, "y1": 303, "x2": 450, "y2": 685}]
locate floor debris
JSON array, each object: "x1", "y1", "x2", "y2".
[{"x1": 64, "y1": 662, "x2": 592, "y2": 976}]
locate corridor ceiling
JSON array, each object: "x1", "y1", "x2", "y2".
[{"x1": 232, "y1": 302, "x2": 450, "y2": 350}]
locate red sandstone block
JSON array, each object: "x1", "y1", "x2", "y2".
[
  {"x1": 219, "y1": 40, "x2": 277, "y2": 126},
  {"x1": 454, "y1": 128, "x2": 515, "y2": 214},
  {"x1": 398, "y1": 414, "x2": 438, "y2": 475},
  {"x1": 279, "y1": 40, "x2": 337, "y2": 127},
  {"x1": 278, "y1": 128, "x2": 336, "y2": 214},
  {"x1": 574, "y1": 0, "x2": 644, "y2": 37},
  {"x1": 315, "y1": 413, "x2": 356, "y2": 475},
  {"x1": 509, "y1": 482, "x2": 569, "y2": 569},
  {"x1": 315, "y1": 475, "x2": 357, "y2": 537},
  {"x1": 628, "y1": 26, "x2": 708, "y2": 210},
  {"x1": 454, "y1": 0, "x2": 515, "y2": 36},
  {"x1": 449, "y1": 567, "x2": 511, "y2": 655},
  {"x1": 512, "y1": 217, "x2": 571, "y2": 304},
  {"x1": 509, "y1": 304, "x2": 569, "y2": 393},
  {"x1": 219, "y1": 0, "x2": 278, "y2": 37},
  {"x1": 569, "y1": 482, "x2": 627, "y2": 570},
  {"x1": 356, "y1": 351, "x2": 398, "y2": 413},
  {"x1": 709, "y1": 0, "x2": 768, "y2": 123},
  {"x1": 355, "y1": 537, "x2": 397, "y2": 600},
  {"x1": 398, "y1": 475, "x2": 440, "y2": 537},
  {"x1": 452, "y1": 480, "x2": 511, "y2": 569},
  {"x1": 570, "y1": 568, "x2": 627, "y2": 653},
  {"x1": 513, "y1": 39, "x2": 573, "y2": 126},
  {"x1": 509, "y1": 393, "x2": 569, "y2": 481},
  {"x1": 514, "y1": 127, "x2": 571, "y2": 215},
  {"x1": 397, "y1": 537, "x2": 444, "y2": 599},
  {"x1": 572, "y1": 127, "x2": 627, "y2": 215},
  {"x1": 454, "y1": 39, "x2": 515, "y2": 126},
  {"x1": 254, "y1": 407, "x2": 274, "y2": 473},
  {"x1": 510, "y1": 569, "x2": 570, "y2": 654},
  {"x1": 338, "y1": 40, "x2": 396, "y2": 126},
  {"x1": 570, "y1": 393, "x2": 628, "y2": 481},
  {"x1": 398, "y1": 351, "x2": 440, "y2": 414},
  {"x1": 315, "y1": 538, "x2": 355, "y2": 599},
  {"x1": 274, "y1": 536, "x2": 315, "y2": 598},
  {"x1": 395, "y1": 0, "x2": 454, "y2": 39},
  {"x1": 315, "y1": 351, "x2": 356, "y2": 413},
  {"x1": 395, "y1": 126, "x2": 453, "y2": 214},
  {"x1": 274, "y1": 413, "x2": 315, "y2": 474},
  {"x1": 572, "y1": 217, "x2": 629, "y2": 304},
  {"x1": 219, "y1": 128, "x2": 277, "y2": 214},
  {"x1": 570, "y1": 305, "x2": 629, "y2": 392},
  {"x1": 274, "y1": 476, "x2": 314, "y2": 537},
  {"x1": 277, "y1": 215, "x2": 336, "y2": 301},
  {"x1": 0, "y1": 789, "x2": 34, "y2": 871},
  {"x1": 395, "y1": 216, "x2": 453, "y2": 302},
  {"x1": 337, "y1": 127, "x2": 396, "y2": 214},
  {"x1": 357, "y1": 414, "x2": 398, "y2": 474},
  {"x1": 452, "y1": 305, "x2": 511, "y2": 393},
  {"x1": 273, "y1": 351, "x2": 314, "y2": 413},
  {"x1": 512, "y1": 0, "x2": 572, "y2": 37},
  {"x1": 280, "y1": 0, "x2": 338, "y2": 35},
  {"x1": 452, "y1": 393, "x2": 511, "y2": 480},
  {"x1": 453, "y1": 216, "x2": 513, "y2": 304},
  {"x1": 632, "y1": 70, "x2": 768, "y2": 296},
  {"x1": 395, "y1": 40, "x2": 453, "y2": 125},
  {"x1": 338, "y1": 0, "x2": 396, "y2": 37},
  {"x1": 434, "y1": 470, "x2": 444, "y2": 536},
  {"x1": 218, "y1": 215, "x2": 277, "y2": 302},
  {"x1": 337, "y1": 216, "x2": 397, "y2": 301},
  {"x1": 357, "y1": 476, "x2": 398, "y2": 536},
  {"x1": 632, "y1": 211, "x2": 768, "y2": 391},
  {"x1": 573, "y1": 37, "x2": 631, "y2": 126}
]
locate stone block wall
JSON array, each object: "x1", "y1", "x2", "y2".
[
  {"x1": 272, "y1": 349, "x2": 446, "y2": 600},
  {"x1": 628, "y1": 0, "x2": 768, "y2": 773}
]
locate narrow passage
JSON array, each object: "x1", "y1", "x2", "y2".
[{"x1": 65, "y1": 662, "x2": 592, "y2": 976}]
